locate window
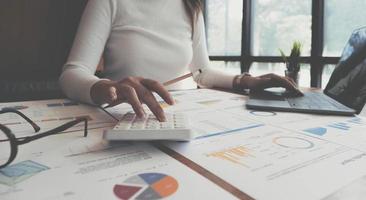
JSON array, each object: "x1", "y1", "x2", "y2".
[
  {"x1": 206, "y1": 0, "x2": 243, "y2": 56},
  {"x1": 252, "y1": 0, "x2": 311, "y2": 56},
  {"x1": 205, "y1": 0, "x2": 363, "y2": 88},
  {"x1": 209, "y1": 61, "x2": 241, "y2": 75},
  {"x1": 323, "y1": 0, "x2": 366, "y2": 56}
]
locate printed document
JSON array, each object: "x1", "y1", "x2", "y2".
[
  {"x1": 165, "y1": 125, "x2": 366, "y2": 200},
  {"x1": 0, "y1": 130, "x2": 235, "y2": 200}
]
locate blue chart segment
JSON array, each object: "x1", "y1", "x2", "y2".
[
  {"x1": 304, "y1": 127, "x2": 327, "y2": 136},
  {"x1": 195, "y1": 124, "x2": 264, "y2": 139},
  {"x1": 348, "y1": 117, "x2": 364, "y2": 125},
  {"x1": 328, "y1": 122, "x2": 351, "y2": 131},
  {"x1": 0, "y1": 160, "x2": 49, "y2": 186},
  {"x1": 139, "y1": 173, "x2": 166, "y2": 184}
]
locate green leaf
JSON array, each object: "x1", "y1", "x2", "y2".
[{"x1": 278, "y1": 48, "x2": 288, "y2": 63}]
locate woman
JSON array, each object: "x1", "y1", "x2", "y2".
[{"x1": 59, "y1": 0, "x2": 301, "y2": 121}]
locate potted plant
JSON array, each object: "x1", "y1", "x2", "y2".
[{"x1": 279, "y1": 41, "x2": 302, "y2": 85}]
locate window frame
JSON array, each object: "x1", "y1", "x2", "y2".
[{"x1": 204, "y1": 0, "x2": 340, "y2": 88}]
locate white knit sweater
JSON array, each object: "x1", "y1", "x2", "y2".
[{"x1": 59, "y1": 0, "x2": 236, "y2": 104}]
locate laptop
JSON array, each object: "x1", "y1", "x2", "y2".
[{"x1": 246, "y1": 27, "x2": 366, "y2": 116}]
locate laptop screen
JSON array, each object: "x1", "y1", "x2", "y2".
[{"x1": 325, "y1": 27, "x2": 366, "y2": 114}]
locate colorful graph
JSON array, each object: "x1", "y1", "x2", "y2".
[
  {"x1": 249, "y1": 111, "x2": 277, "y2": 116},
  {"x1": 273, "y1": 136, "x2": 314, "y2": 149},
  {"x1": 113, "y1": 173, "x2": 178, "y2": 200},
  {"x1": 206, "y1": 146, "x2": 252, "y2": 167},
  {"x1": 303, "y1": 117, "x2": 365, "y2": 136},
  {"x1": 0, "y1": 160, "x2": 49, "y2": 186}
]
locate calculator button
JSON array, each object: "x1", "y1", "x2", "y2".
[{"x1": 105, "y1": 112, "x2": 191, "y2": 141}]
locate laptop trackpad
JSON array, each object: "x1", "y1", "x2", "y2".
[
  {"x1": 248, "y1": 89, "x2": 291, "y2": 108},
  {"x1": 247, "y1": 99, "x2": 291, "y2": 108}
]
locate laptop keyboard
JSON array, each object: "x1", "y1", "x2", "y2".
[{"x1": 287, "y1": 92, "x2": 344, "y2": 110}]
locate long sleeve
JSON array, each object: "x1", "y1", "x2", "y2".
[
  {"x1": 59, "y1": 0, "x2": 116, "y2": 104},
  {"x1": 60, "y1": 1, "x2": 235, "y2": 104},
  {"x1": 190, "y1": 14, "x2": 236, "y2": 89}
]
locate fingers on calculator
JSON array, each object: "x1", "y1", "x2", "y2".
[{"x1": 103, "y1": 112, "x2": 193, "y2": 141}]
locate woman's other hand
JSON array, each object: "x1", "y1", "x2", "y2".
[
  {"x1": 236, "y1": 73, "x2": 303, "y2": 96},
  {"x1": 91, "y1": 77, "x2": 174, "y2": 121}
]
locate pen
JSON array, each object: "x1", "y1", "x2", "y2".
[{"x1": 163, "y1": 69, "x2": 202, "y2": 87}]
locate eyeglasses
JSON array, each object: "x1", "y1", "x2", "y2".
[{"x1": 0, "y1": 108, "x2": 88, "y2": 169}]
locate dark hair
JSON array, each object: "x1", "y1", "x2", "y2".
[{"x1": 182, "y1": 0, "x2": 203, "y2": 36}]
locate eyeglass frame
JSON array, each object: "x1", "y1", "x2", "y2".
[{"x1": 0, "y1": 108, "x2": 88, "y2": 169}]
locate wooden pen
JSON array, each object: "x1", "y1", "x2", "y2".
[{"x1": 163, "y1": 69, "x2": 202, "y2": 87}]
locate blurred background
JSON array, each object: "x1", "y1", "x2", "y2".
[
  {"x1": 1, "y1": 0, "x2": 366, "y2": 101},
  {"x1": 205, "y1": 0, "x2": 366, "y2": 88}
]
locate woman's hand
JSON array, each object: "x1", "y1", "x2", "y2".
[
  {"x1": 236, "y1": 73, "x2": 303, "y2": 95},
  {"x1": 91, "y1": 77, "x2": 174, "y2": 121}
]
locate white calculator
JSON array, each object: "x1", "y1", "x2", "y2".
[{"x1": 104, "y1": 112, "x2": 193, "y2": 141}]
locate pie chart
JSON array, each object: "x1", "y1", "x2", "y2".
[{"x1": 113, "y1": 173, "x2": 179, "y2": 200}]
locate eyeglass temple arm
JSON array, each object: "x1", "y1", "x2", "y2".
[
  {"x1": 0, "y1": 108, "x2": 41, "y2": 132},
  {"x1": 17, "y1": 118, "x2": 88, "y2": 145}
]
